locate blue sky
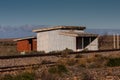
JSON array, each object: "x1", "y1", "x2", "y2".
[{"x1": 0, "y1": 0, "x2": 120, "y2": 29}]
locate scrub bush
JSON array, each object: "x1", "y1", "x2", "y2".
[{"x1": 107, "y1": 58, "x2": 120, "y2": 67}]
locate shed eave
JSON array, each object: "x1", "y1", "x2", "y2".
[
  {"x1": 14, "y1": 36, "x2": 36, "y2": 41},
  {"x1": 59, "y1": 31, "x2": 98, "y2": 37},
  {"x1": 33, "y1": 26, "x2": 86, "y2": 32}
]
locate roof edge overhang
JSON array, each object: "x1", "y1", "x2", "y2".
[
  {"x1": 14, "y1": 36, "x2": 36, "y2": 41},
  {"x1": 59, "y1": 31, "x2": 98, "y2": 37},
  {"x1": 33, "y1": 26, "x2": 86, "y2": 32}
]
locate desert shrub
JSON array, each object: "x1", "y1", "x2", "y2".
[
  {"x1": 118, "y1": 75, "x2": 120, "y2": 78},
  {"x1": 79, "y1": 64, "x2": 86, "y2": 68},
  {"x1": 61, "y1": 52, "x2": 68, "y2": 57},
  {"x1": 77, "y1": 56, "x2": 107, "y2": 68},
  {"x1": 48, "y1": 66, "x2": 57, "y2": 74},
  {"x1": 37, "y1": 51, "x2": 45, "y2": 54},
  {"x1": 82, "y1": 72, "x2": 94, "y2": 80},
  {"x1": 48, "y1": 51, "x2": 61, "y2": 54},
  {"x1": 66, "y1": 58, "x2": 77, "y2": 66},
  {"x1": 0, "y1": 72, "x2": 35, "y2": 80},
  {"x1": 48, "y1": 64, "x2": 68, "y2": 75},
  {"x1": 41, "y1": 70, "x2": 58, "y2": 80},
  {"x1": 75, "y1": 54, "x2": 84, "y2": 58},
  {"x1": 93, "y1": 53, "x2": 108, "y2": 60},
  {"x1": 61, "y1": 48, "x2": 73, "y2": 57},
  {"x1": 32, "y1": 65, "x2": 39, "y2": 70},
  {"x1": 86, "y1": 58, "x2": 97, "y2": 68},
  {"x1": 78, "y1": 58, "x2": 87, "y2": 68},
  {"x1": 41, "y1": 60, "x2": 52, "y2": 64},
  {"x1": 106, "y1": 58, "x2": 120, "y2": 67},
  {"x1": 94, "y1": 54, "x2": 101, "y2": 57},
  {"x1": 57, "y1": 58, "x2": 67, "y2": 65},
  {"x1": 88, "y1": 62, "x2": 102, "y2": 68},
  {"x1": 57, "y1": 58, "x2": 77, "y2": 66},
  {"x1": 57, "y1": 64, "x2": 68, "y2": 74},
  {"x1": 0, "y1": 74, "x2": 13, "y2": 80},
  {"x1": 14, "y1": 72, "x2": 35, "y2": 80},
  {"x1": 29, "y1": 51, "x2": 45, "y2": 54},
  {"x1": 87, "y1": 56, "x2": 108, "y2": 68},
  {"x1": 62, "y1": 48, "x2": 73, "y2": 53}
]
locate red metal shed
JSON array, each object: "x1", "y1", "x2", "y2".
[{"x1": 14, "y1": 36, "x2": 37, "y2": 52}]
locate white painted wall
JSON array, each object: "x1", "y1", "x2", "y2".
[
  {"x1": 37, "y1": 29, "x2": 98, "y2": 52},
  {"x1": 37, "y1": 31, "x2": 49, "y2": 51},
  {"x1": 37, "y1": 30, "x2": 76, "y2": 52},
  {"x1": 49, "y1": 30, "x2": 76, "y2": 52}
]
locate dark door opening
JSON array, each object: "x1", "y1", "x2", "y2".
[
  {"x1": 76, "y1": 37, "x2": 96, "y2": 50},
  {"x1": 84, "y1": 37, "x2": 90, "y2": 47},
  {"x1": 28, "y1": 39, "x2": 33, "y2": 51},
  {"x1": 76, "y1": 37, "x2": 82, "y2": 49}
]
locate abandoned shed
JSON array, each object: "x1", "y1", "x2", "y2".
[
  {"x1": 14, "y1": 36, "x2": 37, "y2": 52},
  {"x1": 33, "y1": 26, "x2": 98, "y2": 52}
]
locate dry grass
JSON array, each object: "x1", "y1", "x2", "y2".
[
  {"x1": 0, "y1": 46, "x2": 17, "y2": 56},
  {"x1": 57, "y1": 54, "x2": 109, "y2": 69},
  {"x1": 0, "y1": 39, "x2": 17, "y2": 56}
]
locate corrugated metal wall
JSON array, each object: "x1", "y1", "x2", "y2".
[
  {"x1": 48, "y1": 30, "x2": 76, "y2": 52},
  {"x1": 37, "y1": 31, "x2": 49, "y2": 52},
  {"x1": 37, "y1": 30, "x2": 98, "y2": 52},
  {"x1": 37, "y1": 30, "x2": 76, "y2": 52}
]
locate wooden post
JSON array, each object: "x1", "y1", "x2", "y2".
[
  {"x1": 113, "y1": 34, "x2": 116, "y2": 49},
  {"x1": 89, "y1": 37, "x2": 91, "y2": 43},
  {"x1": 117, "y1": 34, "x2": 119, "y2": 49},
  {"x1": 82, "y1": 37, "x2": 84, "y2": 49}
]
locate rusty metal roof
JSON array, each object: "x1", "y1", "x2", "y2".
[
  {"x1": 59, "y1": 31, "x2": 98, "y2": 37},
  {"x1": 33, "y1": 26, "x2": 86, "y2": 32}
]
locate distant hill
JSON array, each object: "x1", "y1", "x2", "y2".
[
  {"x1": 0, "y1": 25, "x2": 120, "y2": 38},
  {"x1": 86, "y1": 28, "x2": 120, "y2": 35},
  {"x1": 0, "y1": 25, "x2": 48, "y2": 38}
]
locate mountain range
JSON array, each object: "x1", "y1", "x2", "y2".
[
  {"x1": 0, "y1": 25, "x2": 120, "y2": 38},
  {"x1": 0, "y1": 25, "x2": 47, "y2": 38}
]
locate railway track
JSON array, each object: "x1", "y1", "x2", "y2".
[
  {"x1": 0, "y1": 49, "x2": 120, "y2": 73},
  {"x1": 0, "y1": 62, "x2": 56, "y2": 73},
  {"x1": 0, "y1": 49, "x2": 120, "y2": 59}
]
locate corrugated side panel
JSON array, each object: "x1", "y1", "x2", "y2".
[
  {"x1": 48, "y1": 30, "x2": 76, "y2": 52},
  {"x1": 37, "y1": 31, "x2": 49, "y2": 52}
]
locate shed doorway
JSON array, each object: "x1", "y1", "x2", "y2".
[{"x1": 76, "y1": 37, "x2": 96, "y2": 50}]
